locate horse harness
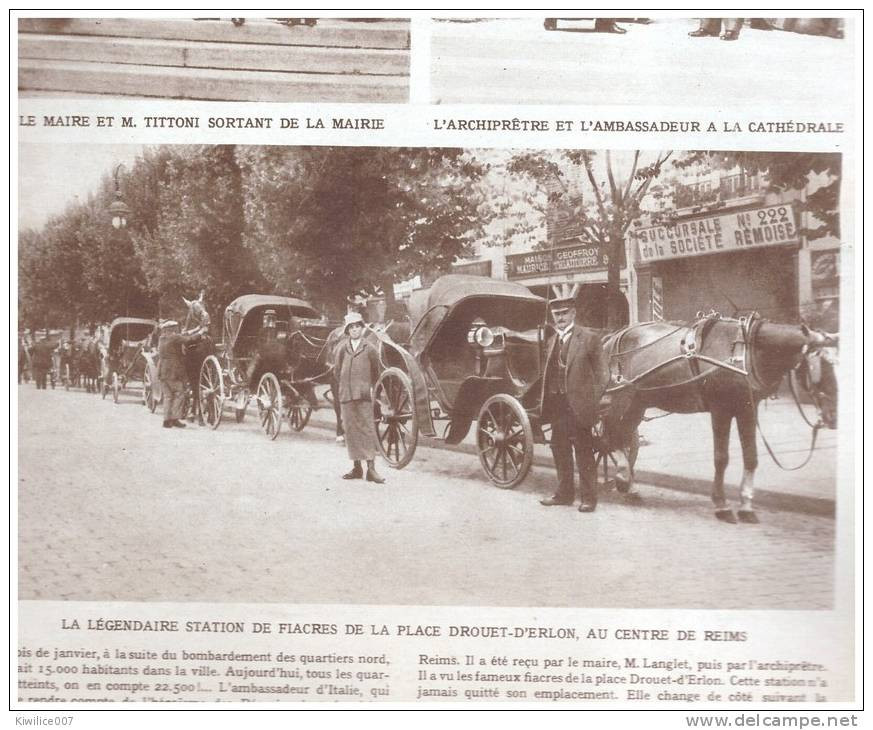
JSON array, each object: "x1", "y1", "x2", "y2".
[
  {"x1": 607, "y1": 312, "x2": 766, "y2": 396},
  {"x1": 607, "y1": 312, "x2": 826, "y2": 471}
]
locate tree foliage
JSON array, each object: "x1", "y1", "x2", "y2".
[
  {"x1": 675, "y1": 151, "x2": 841, "y2": 239},
  {"x1": 507, "y1": 149, "x2": 672, "y2": 327},
  {"x1": 237, "y1": 146, "x2": 491, "y2": 313}
]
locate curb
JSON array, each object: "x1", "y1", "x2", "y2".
[{"x1": 306, "y1": 412, "x2": 835, "y2": 519}]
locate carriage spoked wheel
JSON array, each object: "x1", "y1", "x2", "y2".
[
  {"x1": 112, "y1": 372, "x2": 121, "y2": 404},
  {"x1": 373, "y1": 367, "x2": 418, "y2": 469},
  {"x1": 476, "y1": 394, "x2": 534, "y2": 489},
  {"x1": 256, "y1": 372, "x2": 283, "y2": 441},
  {"x1": 284, "y1": 386, "x2": 312, "y2": 432},
  {"x1": 199, "y1": 355, "x2": 225, "y2": 430}
]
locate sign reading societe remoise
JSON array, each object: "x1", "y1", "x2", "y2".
[{"x1": 632, "y1": 203, "x2": 800, "y2": 263}]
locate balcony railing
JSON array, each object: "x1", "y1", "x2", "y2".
[{"x1": 674, "y1": 173, "x2": 764, "y2": 209}]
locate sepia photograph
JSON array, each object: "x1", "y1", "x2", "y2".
[
  {"x1": 12, "y1": 9, "x2": 859, "y2": 713},
  {"x1": 18, "y1": 144, "x2": 842, "y2": 611},
  {"x1": 430, "y1": 17, "x2": 852, "y2": 107},
  {"x1": 17, "y1": 16, "x2": 411, "y2": 102}
]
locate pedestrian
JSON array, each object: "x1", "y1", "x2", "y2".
[
  {"x1": 540, "y1": 294, "x2": 610, "y2": 512},
  {"x1": 335, "y1": 312, "x2": 385, "y2": 484},
  {"x1": 688, "y1": 18, "x2": 743, "y2": 41},
  {"x1": 158, "y1": 320, "x2": 201, "y2": 429},
  {"x1": 30, "y1": 336, "x2": 54, "y2": 390},
  {"x1": 18, "y1": 336, "x2": 31, "y2": 384}
]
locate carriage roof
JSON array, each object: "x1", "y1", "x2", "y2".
[
  {"x1": 407, "y1": 275, "x2": 546, "y2": 357},
  {"x1": 107, "y1": 318, "x2": 156, "y2": 348},
  {"x1": 223, "y1": 294, "x2": 320, "y2": 349}
]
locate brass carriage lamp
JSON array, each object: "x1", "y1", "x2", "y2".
[{"x1": 108, "y1": 164, "x2": 132, "y2": 230}]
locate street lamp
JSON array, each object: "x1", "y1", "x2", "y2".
[{"x1": 108, "y1": 164, "x2": 132, "y2": 229}]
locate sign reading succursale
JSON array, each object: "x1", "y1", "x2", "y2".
[{"x1": 633, "y1": 204, "x2": 799, "y2": 264}]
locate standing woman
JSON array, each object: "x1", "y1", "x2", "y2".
[{"x1": 336, "y1": 312, "x2": 385, "y2": 484}]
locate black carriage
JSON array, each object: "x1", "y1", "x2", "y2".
[
  {"x1": 197, "y1": 294, "x2": 333, "y2": 440},
  {"x1": 100, "y1": 318, "x2": 156, "y2": 403},
  {"x1": 372, "y1": 275, "x2": 556, "y2": 488}
]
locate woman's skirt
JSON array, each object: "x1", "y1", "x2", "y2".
[{"x1": 341, "y1": 400, "x2": 377, "y2": 461}]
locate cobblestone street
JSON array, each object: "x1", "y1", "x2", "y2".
[{"x1": 17, "y1": 385, "x2": 835, "y2": 609}]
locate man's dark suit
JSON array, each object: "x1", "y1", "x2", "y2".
[
  {"x1": 543, "y1": 326, "x2": 610, "y2": 506},
  {"x1": 158, "y1": 331, "x2": 200, "y2": 422}
]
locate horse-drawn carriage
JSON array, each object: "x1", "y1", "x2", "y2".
[
  {"x1": 100, "y1": 317, "x2": 156, "y2": 403},
  {"x1": 370, "y1": 275, "x2": 557, "y2": 488},
  {"x1": 198, "y1": 294, "x2": 334, "y2": 439}
]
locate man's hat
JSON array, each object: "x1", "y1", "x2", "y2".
[
  {"x1": 549, "y1": 282, "x2": 579, "y2": 314},
  {"x1": 343, "y1": 311, "x2": 365, "y2": 332},
  {"x1": 160, "y1": 320, "x2": 179, "y2": 330}
]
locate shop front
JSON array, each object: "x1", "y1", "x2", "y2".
[
  {"x1": 631, "y1": 203, "x2": 802, "y2": 323},
  {"x1": 504, "y1": 239, "x2": 628, "y2": 329}
]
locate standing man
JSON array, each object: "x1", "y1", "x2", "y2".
[
  {"x1": 336, "y1": 312, "x2": 385, "y2": 484},
  {"x1": 688, "y1": 18, "x2": 744, "y2": 41},
  {"x1": 158, "y1": 320, "x2": 201, "y2": 429},
  {"x1": 30, "y1": 335, "x2": 54, "y2": 390},
  {"x1": 540, "y1": 294, "x2": 610, "y2": 512}
]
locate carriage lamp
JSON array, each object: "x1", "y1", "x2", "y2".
[
  {"x1": 467, "y1": 324, "x2": 495, "y2": 348},
  {"x1": 108, "y1": 196, "x2": 131, "y2": 230},
  {"x1": 108, "y1": 164, "x2": 132, "y2": 229}
]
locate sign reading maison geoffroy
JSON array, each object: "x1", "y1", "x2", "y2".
[
  {"x1": 633, "y1": 203, "x2": 800, "y2": 264},
  {"x1": 505, "y1": 241, "x2": 608, "y2": 279}
]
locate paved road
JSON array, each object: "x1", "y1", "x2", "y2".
[
  {"x1": 430, "y1": 18, "x2": 854, "y2": 109},
  {"x1": 17, "y1": 385, "x2": 834, "y2": 609}
]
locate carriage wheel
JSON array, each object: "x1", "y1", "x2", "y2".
[
  {"x1": 112, "y1": 372, "x2": 120, "y2": 403},
  {"x1": 256, "y1": 372, "x2": 283, "y2": 440},
  {"x1": 199, "y1": 355, "x2": 225, "y2": 429},
  {"x1": 285, "y1": 388, "x2": 313, "y2": 432},
  {"x1": 373, "y1": 367, "x2": 418, "y2": 469},
  {"x1": 476, "y1": 394, "x2": 533, "y2": 489}
]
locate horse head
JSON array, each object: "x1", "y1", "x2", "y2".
[{"x1": 794, "y1": 325, "x2": 839, "y2": 429}]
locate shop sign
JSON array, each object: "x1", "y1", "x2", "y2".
[
  {"x1": 632, "y1": 204, "x2": 799, "y2": 264},
  {"x1": 452, "y1": 259, "x2": 492, "y2": 277},
  {"x1": 505, "y1": 241, "x2": 608, "y2": 279}
]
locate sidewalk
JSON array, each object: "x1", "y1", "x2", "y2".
[{"x1": 306, "y1": 395, "x2": 839, "y2": 517}]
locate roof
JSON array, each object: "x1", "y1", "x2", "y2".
[
  {"x1": 407, "y1": 275, "x2": 546, "y2": 357},
  {"x1": 107, "y1": 318, "x2": 156, "y2": 347},
  {"x1": 417, "y1": 274, "x2": 542, "y2": 312},
  {"x1": 224, "y1": 294, "x2": 318, "y2": 321},
  {"x1": 109, "y1": 317, "x2": 157, "y2": 331},
  {"x1": 223, "y1": 294, "x2": 319, "y2": 350}
]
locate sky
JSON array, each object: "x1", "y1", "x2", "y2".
[{"x1": 17, "y1": 143, "x2": 145, "y2": 231}]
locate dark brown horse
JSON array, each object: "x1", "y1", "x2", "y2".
[{"x1": 602, "y1": 314, "x2": 837, "y2": 523}]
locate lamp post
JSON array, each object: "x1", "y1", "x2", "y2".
[{"x1": 108, "y1": 163, "x2": 132, "y2": 230}]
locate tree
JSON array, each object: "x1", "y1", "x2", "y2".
[
  {"x1": 237, "y1": 146, "x2": 492, "y2": 314},
  {"x1": 126, "y1": 145, "x2": 265, "y2": 317},
  {"x1": 675, "y1": 151, "x2": 840, "y2": 239},
  {"x1": 508, "y1": 149, "x2": 672, "y2": 328}
]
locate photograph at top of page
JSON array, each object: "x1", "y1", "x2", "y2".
[
  {"x1": 430, "y1": 17, "x2": 853, "y2": 108},
  {"x1": 17, "y1": 17, "x2": 410, "y2": 103}
]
